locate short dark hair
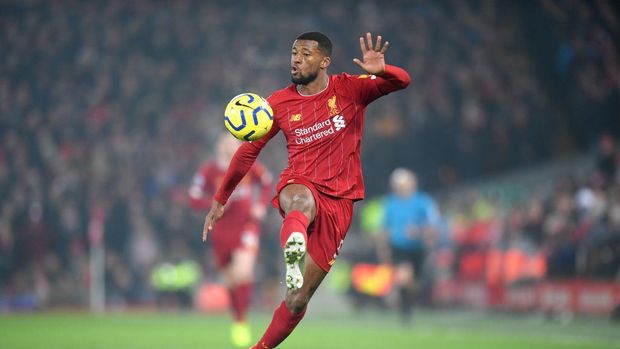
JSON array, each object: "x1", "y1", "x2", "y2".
[{"x1": 296, "y1": 32, "x2": 332, "y2": 57}]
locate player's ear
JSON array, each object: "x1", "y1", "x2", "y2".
[{"x1": 320, "y1": 56, "x2": 331, "y2": 69}]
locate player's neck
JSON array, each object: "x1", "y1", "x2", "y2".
[{"x1": 296, "y1": 73, "x2": 329, "y2": 96}]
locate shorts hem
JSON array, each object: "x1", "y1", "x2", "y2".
[{"x1": 308, "y1": 249, "x2": 331, "y2": 272}]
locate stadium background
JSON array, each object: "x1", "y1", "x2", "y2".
[{"x1": 0, "y1": 0, "x2": 619, "y2": 348}]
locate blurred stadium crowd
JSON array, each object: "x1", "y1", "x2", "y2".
[
  {"x1": 438, "y1": 137, "x2": 620, "y2": 285},
  {"x1": 0, "y1": 0, "x2": 618, "y2": 309}
]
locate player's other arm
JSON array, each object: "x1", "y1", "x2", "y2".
[
  {"x1": 203, "y1": 123, "x2": 280, "y2": 241},
  {"x1": 376, "y1": 64, "x2": 411, "y2": 92},
  {"x1": 352, "y1": 32, "x2": 411, "y2": 103}
]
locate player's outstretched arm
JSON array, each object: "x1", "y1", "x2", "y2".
[
  {"x1": 353, "y1": 32, "x2": 390, "y2": 75},
  {"x1": 352, "y1": 32, "x2": 410, "y2": 103},
  {"x1": 201, "y1": 143, "x2": 261, "y2": 242},
  {"x1": 202, "y1": 123, "x2": 280, "y2": 242}
]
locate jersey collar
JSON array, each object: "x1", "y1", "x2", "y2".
[{"x1": 295, "y1": 76, "x2": 330, "y2": 97}]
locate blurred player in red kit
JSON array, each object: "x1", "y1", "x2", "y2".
[
  {"x1": 189, "y1": 132, "x2": 272, "y2": 347},
  {"x1": 203, "y1": 32, "x2": 410, "y2": 348}
]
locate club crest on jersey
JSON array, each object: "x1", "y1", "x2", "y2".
[
  {"x1": 290, "y1": 113, "x2": 302, "y2": 122},
  {"x1": 328, "y1": 95, "x2": 340, "y2": 116}
]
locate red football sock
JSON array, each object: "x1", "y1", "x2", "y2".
[
  {"x1": 230, "y1": 282, "x2": 253, "y2": 322},
  {"x1": 279, "y1": 210, "x2": 309, "y2": 248},
  {"x1": 252, "y1": 301, "x2": 306, "y2": 349},
  {"x1": 228, "y1": 288, "x2": 239, "y2": 321}
]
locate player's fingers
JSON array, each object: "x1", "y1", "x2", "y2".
[
  {"x1": 202, "y1": 215, "x2": 213, "y2": 242},
  {"x1": 366, "y1": 32, "x2": 373, "y2": 51},
  {"x1": 359, "y1": 36, "x2": 367, "y2": 54},
  {"x1": 353, "y1": 58, "x2": 364, "y2": 69},
  {"x1": 380, "y1": 41, "x2": 390, "y2": 54},
  {"x1": 374, "y1": 35, "x2": 382, "y2": 51}
]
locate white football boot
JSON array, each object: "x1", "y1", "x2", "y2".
[{"x1": 283, "y1": 232, "x2": 306, "y2": 289}]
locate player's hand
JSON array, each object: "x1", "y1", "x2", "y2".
[
  {"x1": 251, "y1": 204, "x2": 266, "y2": 221},
  {"x1": 353, "y1": 32, "x2": 390, "y2": 75},
  {"x1": 203, "y1": 201, "x2": 225, "y2": 242}
]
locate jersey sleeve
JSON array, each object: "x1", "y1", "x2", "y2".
[
  {"x1": 350, "y1": 64, "x2": 411, "y2": 105},
  {"x1": 213, "y1": 121, "x2": 280, "y2": 205}
]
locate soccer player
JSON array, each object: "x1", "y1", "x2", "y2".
[
  {"x1": 189, "y1": 132, "x2": 272, "y2": 348},
  {"x1": 203, "y1": 32, "x2": 410, "y2": 348},
  {"x1": 379, "y1": 168, "x2": 440, "y2": 325}
]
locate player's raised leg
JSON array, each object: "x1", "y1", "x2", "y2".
[
  {"x1": 277, "y1": 184, "x2": 316, "y2": 289},
  {"x1": 250, "y1": 183, "x2": 317, "y2": 349}
]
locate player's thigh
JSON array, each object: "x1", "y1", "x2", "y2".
[
  {"x1": 279, "y1": 183, "x2": 316, "y2": 222},
  {"x1": 229, "y1": 248, "x2": 258, "y2": 283},
  {"x1": 221, "y1": 252, "x2": 255, "y2": 286},
  {"x1": 218, "y1": 227, "x2": 259, "y2": 285}
]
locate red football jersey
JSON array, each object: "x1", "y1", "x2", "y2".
[
  {"x1": 214, "y1": 64, "x2": 410, "y2": 204},
  {"x1": 190, "y1": 160, "x2": 272, "y2": 215}
]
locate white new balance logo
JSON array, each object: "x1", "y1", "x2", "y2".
[{"x1": 332, "y1": 115, "x2": 345, "y2": 131}]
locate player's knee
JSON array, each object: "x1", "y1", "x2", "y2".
[
  {"x1": 231, "y1": 264, "x2": 254, "y2": 284},
  {"x1": 288, "y1": 195, "x2": 313, "y2": 218},
  {"x1": 284, "y1": 291, "x2": 309, "y2": 314},
  {"x1": 281, "y1": 185, "x2": 316, "y2": 221},
  {"x1": 231, "y1": 269, "x2": 252, "y2": 284}
]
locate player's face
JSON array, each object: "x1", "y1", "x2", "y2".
[
  {"x1": 391, "y1": 171, "x2": 417, "y2": 197},
  {"x1": 291, "y1": 40, "x2": 326, "y2": 85}
]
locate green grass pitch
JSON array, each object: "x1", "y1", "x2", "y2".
[{"x1": 0, "y1": 310, "x2": 618, "y2": 349}]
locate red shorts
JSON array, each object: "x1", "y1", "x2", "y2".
[
  {"x1": 272, "y1": 176, "x2": 354, "y2": 272},
  {"x1": 210, "y1": 215, "x2": 259, "y2": 269}
]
